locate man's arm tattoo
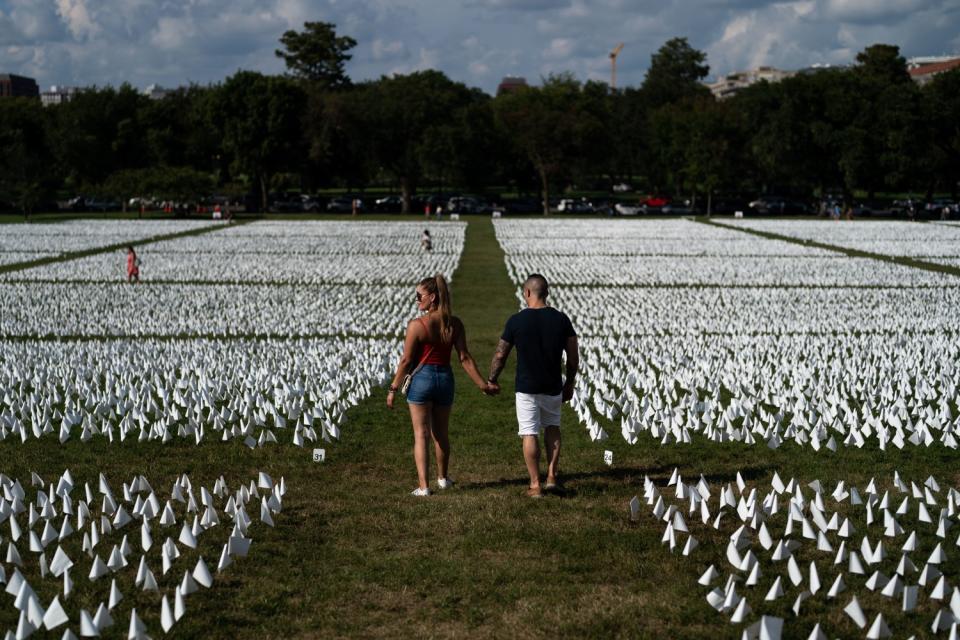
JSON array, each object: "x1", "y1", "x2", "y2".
[{"x1": 488, "y1": 339, "x2": 512, "y2": 381}]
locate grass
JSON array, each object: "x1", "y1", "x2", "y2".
[{"x1": 1, "y1": 217, "x2": 959, "y2": 639}]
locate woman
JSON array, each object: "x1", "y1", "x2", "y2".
[
  {"x1": 126, "y1": 246, "x2": 140, "y2": 283},
  {"x1": 387, "y1": 274, "x2": 491, "y2": 496}
]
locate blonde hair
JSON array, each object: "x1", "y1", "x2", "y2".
[{"x1": 418, "y1": 274, "x2": 453, "y2": 343}]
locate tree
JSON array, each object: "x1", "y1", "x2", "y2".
[
  {"x1": 50, "y1": 85, "x2": 149, "y2": 189},
  {"x1": 494, "y1": 74, "x2": 602, "y2": 214},
  {"x1": 855, "y1": 44, "x2": 911, "y2": 86},
  {"x1": 141, "y1": 86, "x2": 221, "y2": 174},
  {"x1": 924, "y1": 68, "x2": 960, "y2": 199},
  {"x1": 276, "y1": 22, "x2": 356, "y2": 89},
  {"x1": 0, "y1": 98, "x2": 56, "y2": 218},
  {"x1": 334, "y1": 71, "x2": 476, "y2": 212},
  {"x1": 642, "y1": 37, "x2": 711, "y2": 108},
  {"x1": 211, "y1": 71, "x2": 307, "y2": 211},
  {"x1": 844, "y1": 44, "x2": 918, "y2": 198}
]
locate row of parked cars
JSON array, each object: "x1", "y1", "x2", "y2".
[{"x1": 263, "y1": 192, "x2": 960, "y2": 217}]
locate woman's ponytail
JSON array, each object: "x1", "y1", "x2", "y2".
[
  {"x1": 419, "y1": 274, "x2": 454, "y2": 343},
  {"x1": 434, "y1": 274, "x2": 453, "y2": 343}
]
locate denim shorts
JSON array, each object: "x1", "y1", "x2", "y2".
[{"x1": 406, "y1": 364, "x2": 455, "y2": 406}]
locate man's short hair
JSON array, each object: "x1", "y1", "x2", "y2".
[{"x1": 524, "y1": 274, "x2": 549, "y2": 300}]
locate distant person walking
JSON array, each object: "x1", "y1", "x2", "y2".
[
  {"x1": 487, "y1": 274, "x2": 579, "y2": 498},
  {"x1": 421, "y1": 229, "x2": 433, "y2": 252},
  {"x1": 387, "y1": 275, "x2": 494, "y2": 496},
  {"x1": 126, "y1": 246, "x2": 140, "y2": 283}
]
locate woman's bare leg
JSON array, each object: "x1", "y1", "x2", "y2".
[
  {"x1": 431, "y1": 404, "x2": 452, "y2": 480},
  {"x1": 409, "y1": 403, "x2": 433, "y2": 490}
]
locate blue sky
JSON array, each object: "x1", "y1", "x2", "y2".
[{"x1": 1, "y1": 0, "x2": 958, "y2": 93}]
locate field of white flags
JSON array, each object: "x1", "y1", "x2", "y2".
[
  {"x1": 0, "y1": 221, "x2": 224, "y2": 265},
  {"x1": 492, "y1": 218, "x2": 960, "y2": 449},
  {"x1": 0, "y1": 468, "x2": 285, "y2": 639},
  {"x1": 0, "y1": 220, "x2": 465, "y2": 448},
  {"x1": 717, "y1": 218, "x2": 960, "y2": 264},
  {"x1": 633, "y1": 468, "x2": 960, "y2": 639}
]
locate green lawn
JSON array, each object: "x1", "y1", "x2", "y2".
[{"x1": 1, "y1": 217, "x2": 958, "y2": 639}]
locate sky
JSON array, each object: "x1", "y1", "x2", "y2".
[{"x1": 1, "y1": 0, "x2": 958, "y2": 94}]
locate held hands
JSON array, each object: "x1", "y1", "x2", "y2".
[{"x1": 483, "y1": 381, "x2": 500, "y2": 396}]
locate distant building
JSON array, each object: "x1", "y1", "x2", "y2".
[
  {"x1": 0, "y1": 73, "x2": 40, "y2": 99},
  {"x1": 908, "y1": 57, "x2": 960, "y2": 86},
  {"x1": 143, "y1": 84, "x2": 175, "y2": 100},
  {"x1": 497, "y1": 76, "x2": 528, "y2": 95},
  {"x1": 705, "y1": 66, "x2": 793, "y2": 100},
  {"x1": 907, "y1": 55, "x2": 960, "y2": 68},
  {"x1": 40, "y1": 85, "x2": 79, "y2": 107}
]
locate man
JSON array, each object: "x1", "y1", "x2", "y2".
[{"x1": 488, "y1": 274, "x2": 579, "y2": 498}]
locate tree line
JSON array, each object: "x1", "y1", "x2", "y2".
[{"x1": 0, "y1": 23, "x2": 957, "y2": 216}]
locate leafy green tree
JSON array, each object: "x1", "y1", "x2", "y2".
[
  {"x1": 842, "y1": 44, "x2": 917, "y2": 199},
  {"x1": 334, "y1": 70, "x2": 476, "y2": 212},
  {"x1": 493, "y1": 74, "x2": 602, "y2": 214},
  {"x1": 276, "y1": 22, "x2": 356, "y2": 89},
  {"x1": 855, "y1": 44, "x2": 911, "y2": 86},
  {"x1": 305, "y1": 89, "x2": 374, "y2": 191},
  {"x1": 141, "y1": 86, "x2": 221, "y2": 174},
  {"x1": 642, "y1": 37, "x2": 711, "y2": 108},
  {"x1": 0, "y1": 98, "x2": 56, "y2": 218},
  {"x1": 50, "y1": 84, "x2": 149, "y2": 190},
  {"x1": 923, "y1": 68, "x2": 960, "y2": 199},
  {"x1": 210, "y1": 71, "x2": 307, "y2": 211}
]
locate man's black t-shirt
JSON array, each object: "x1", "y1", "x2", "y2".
[{"x1": 501, "y1": 307, "x2": 576, "y2": 395}]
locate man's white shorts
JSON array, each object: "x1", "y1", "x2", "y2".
[{"x1": 515, "y1": 392, "x2": 562, "y2": 436}]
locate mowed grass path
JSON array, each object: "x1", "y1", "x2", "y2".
[{"x1": 2, "y1": 217, "x2": 959, "y2": 639}]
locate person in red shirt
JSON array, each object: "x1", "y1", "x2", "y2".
[
  {"x1": 126, "y1": 246, "x2": 140, "y2": 283},
  {"x1": 386, "y1": 274, "x2": 495, "y2": 496}
]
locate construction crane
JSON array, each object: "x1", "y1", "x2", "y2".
[{"x1": 609, "y1": 43, "x2": 624, "y2": 89}]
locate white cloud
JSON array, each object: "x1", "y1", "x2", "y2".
[
  {"x1": 468, "y1": 60, "x2": 490, "y2": 75},
  {"x1": 543, "y1": 37, "x2": 574, "y2": 60},
  {"x1": 150, "y1": 16, "x2": 192, "y2": 50},
  {"x1": 372, "y1": 38, "x2": 407, "y2": 60},
  {"x1": 55, "y1": 0, "x2": 98, "y2": 40}
]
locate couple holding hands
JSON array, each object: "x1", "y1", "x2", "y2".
[{"x1": 387, "y1": 273, "x2": 579, "y2": 498}]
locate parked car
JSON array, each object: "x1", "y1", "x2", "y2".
[
  {"x1": 84, "y1": 199, "x2": 122, "y2": 212},
  {"x1": 614, "y1": 203, "x2": 640, "y2": 215},
  {"x1": 927, "y1": 198, "x2": 958, "y2": 215},
  {"x1": 502, "y1": 198, "x2": 542, "y2": 214},
  {"x1": 374, "y1": 195, "x2": 403, "y2": 212},
  {"x1": 301, "y1": 195, "x2": 323, "y2": 212},
  {"x1": 708, "y1": 197, "x2": 752, "y2": 215},
  {"x1": 447, "y1": 196, "x2": 489, "y2": 214},
  {"x1": 326, "y1": 197, "x2": 363, "y2": 213},
  {"x1": 557, "y1": 199, "x2": 593, "y2": 213},
  {"x1": 269, "y1": 193, "x2": 306, "y2": 213},
  {"x1": 661, "y1": 200, "x2": 696, "y2": 215},
  {"x1": 612, "y1": 183, "x2": 633, "y2": 193},
  {"x1": 748, "y1": 197, "x2": 809, "y2": 215},
  {"x1": 640, "y1": 195, "x2": 671, "y2": 209},
  {"x1": 891, "y1": 198, "x2": 921, "y2": 216}
]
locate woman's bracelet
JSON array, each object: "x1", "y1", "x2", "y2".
[{"x1": 388, "y1": 386, "x2": 398, "y2": 393}]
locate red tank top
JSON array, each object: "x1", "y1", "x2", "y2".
[{"x1": 416, "y1": 316, "x2": 453, "y2": 366}]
